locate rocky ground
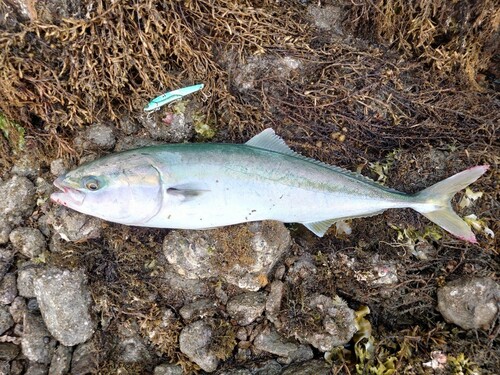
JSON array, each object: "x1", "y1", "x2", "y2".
[{"x1": 0, "y1": 0, "x2": 499, "y2": 374}]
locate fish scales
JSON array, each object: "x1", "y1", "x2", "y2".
[{"x1": 51, "y1": 129, "x2": 489, "y2": 242}]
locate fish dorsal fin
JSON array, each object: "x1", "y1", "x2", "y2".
[
  {"x1": 245, "y1": 128, "x2": 296, "y2": 156},
  {"x1": 303, "y1": 219, "x2": 338, "y2": 237},
  {"x1": 246, "y1": 129, "x2": 401, "y2": 193}
]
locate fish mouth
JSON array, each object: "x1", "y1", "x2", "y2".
[{"x1": 50, "y1": 176, "x2": 85, "y2": 207}]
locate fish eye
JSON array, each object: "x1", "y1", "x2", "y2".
[{"x1": 83, "y1": 177, "x2": 100, "y2": 191}]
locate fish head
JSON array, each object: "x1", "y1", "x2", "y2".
[{"x1": 50, "y1": 154, "x2": 163, "y2": 225}]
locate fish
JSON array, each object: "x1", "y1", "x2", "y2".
[{"x1": 51, "y1": 129, "x2": 489, "y2": 243}]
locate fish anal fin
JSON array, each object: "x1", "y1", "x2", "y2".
[{"x1": 303, "y1": 219, "x2": 338, "y2": 237}]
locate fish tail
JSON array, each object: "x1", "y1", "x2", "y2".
[{"x1": 412, "y1": 165, "x2": 489, "y2": 243}]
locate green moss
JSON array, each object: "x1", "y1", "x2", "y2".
[{"x1": 0, "y1": 113, "x2": 25, "y2": 152}]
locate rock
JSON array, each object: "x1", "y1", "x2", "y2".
[
  {"x1": 0, "y1": 306, "x2": 14, "y2": 335},
  {"x1": 48, "y1": 345, "x2": 72, "y2": 375},
  {"x1": 0, "y1": 218, "x2": 12, "y2": 245},
  {"x1": 154, "y1": 363, "x2": 184, "y2": 375},
  {"x1": 297, "y1": 294, "x2": 357, "y2": 352},
  {"x1": 79, "y1": 123, "x2": 116, "y2": 150},
  {"x1": 0, "y1": 360, "x2": 9, "y2": 374},
  {"x1": 307, "y1": 5, "x2": 344, "y2": 35},
  {"x1": 159, "y1": 270, "x2": 210, "y2": 301},
  {"x1": 119, "y1": 116, "x2": 139, "y2": 135},
  {"x1": 9, "y1": 297, "x2": 28, "y2": 323},
  {"x1": 17, "y1": 266, "x2": 38, "y2": 298},
  {"x1": 0, "y1": 342, "x2": 20, "y2": 361},
  {"x1": 164, "y1": 221, "x2": 291, "y2": 291},
  {"x1": 21, "y1": 312, "x2": 56, "y2": 364},
  {"x1": 26, "y1": 362, "x2": 49, "y2": 375},
  {"x1": 217, "y1": 369, "x2": 251, "y2": 375},
  {"x1": 0, "y1": 273, "x2": 17, "y2": 305},
  {"x1": 253, "y1": 326, "x2": 313, "y2": 365},
  {"x1": 437, "y1": 277, "x2": 500, "y2": 330},
  {"x1": 9, "y1": 227, "x2": 46, "y2": 258},
  {"x1": 116, "y1": 321, "x2": 151, "y2": 363},
  {"x1": 50, "y1": 159, "x2": 67, "y2": 177},
  {"x1": 138, "y1": 110, "x2": 193, "y2": 142},
  {"x1": 49, "y1": 207, "x2": 101, "y2": 243},
  {"x1": 70, "y1": 341, "x2": 98, "y2": 375},
  {"x1": 246, "y1": 360, "x2": 282, "y2": 375},
  {"x1": 0, "y1": 248, "x2": 14, "y2": 281},
  {"x1": 280, "y1": 359, "x2": 331, "y2": 375},
  {"x1": 0, "y1": 176, "x2": 36, "y2": 225},
  {"x1": 227, "y1": 292, "x2": 267, "y2": 326},
  {"x1": 179, "y1": 320, "x2": 219, "y2": 372},
  {"x1": 33, "y1": 267, "x2": 95, "y2": 346},
  {"x1": 11, "y1": 153, "x2": 40, "y2": 178},
  {"x1": 10, "y1": 360, "x2": 24, "y2": 375},
  {"x1": 179, "y1": 298, "x2": 218, "y2": 321},
  {"x1": 266, "y1": 281, "x2": 284, "y2": 325}
]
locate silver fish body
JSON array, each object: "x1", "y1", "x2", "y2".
[{"x1": 51, "y1": 129, "x2": 488, "y2": 242}]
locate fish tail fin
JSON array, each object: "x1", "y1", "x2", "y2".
[{"x1": 413, "y1": 165, "x2": 489, "y2": 243}]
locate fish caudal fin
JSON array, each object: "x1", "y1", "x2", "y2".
[{"x1": 413, "y1": 165, "x2": 489, "y2": 243}]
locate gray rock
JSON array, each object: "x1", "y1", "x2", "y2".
[
  {"x1": 83, "y1": 123, "x2": 116, "y2": 150},
  {"x1": 70, "y1": 341, "x2": 98, "y2": 375},
  {"x1": 9, "y1": 297, "x2": 28, "y2": 323},
  {"x1": 164, "y1": 221, "x2": 291, "y2": 291},
  {"x1": 48, "y1": 345, "x2": 72, "y2": 375},
  {"x1": 0, "y1": 342, "x2": 20, "y2": 361},
  {"x1": 10, "y1": 360, "x2": 24, "y2": 375},
  {"x1": 9, "y1": 227, "x2": 46, "y2": 258},
  {"x1": 247, "y1": 360, "x2": 282, "y2": 375},
  {"x1": 254, "y1": 327, "x2": 313, "y2": 365},
  {"x1": 154, "y1": 363, "x2": 183, "y2": 375},
  {"x1": 11, "y1": 153, "x2": 40, "y2": 178},
  {"x1": 33, "y1": 267, "x2": 95, "y2": 346},
  {"x1": 138, "y1": 111, "x2": 193, "y2": 142},
  {"x1": 227, "y1": 292, "x2": 267, "y2": 326},
  {"x1": 0, "y1": 360, "x2": 9, "y2": 374},
  {"x1": 50, "y1": 159, "x2": 68, "y2": 177},
  {"x1": 49, "y1": 207, "x2": 101, "y2": 243},
  {"x1": 0, "y1": 218, "x2": 11, "y2": 245},
  {"x1": 21, "y1": 312, "x2": 56, "y2": 364},
  {"x1": 179, "y1": 320, "x2": 219, "y2": 372},
  {"x1": 0, "y1": 273, "x2": 17, "y2": 305},
  {"x1": 280, "y1": 359, "x2": 330, "y2": 375},
  {"x1": 115, "y1": 320, "x2": 151, "y2": 363},
  {"x1": 179, "y1": 298, "x2": 218, "y2": 321},
  {"x1": 217, "y1": 369, "x2": 251, "y2": 375},
  {"x1": 119, "y1": 116, "x2": 139, "y2": 135},
  {"x1": 0, "y1": 176, "x2": 36, "y2": 225},
  {"x1": 26, "y1": 362, "x2": 49, "y2": 375},
  {"x1": 0, "y1": 248, "x2": 14, "y2": 280},
  {"x1": 437, "y1": 277, "x2": 500, "y2": 330},
  {"x1": 298, "y1": 294, "x2": 357, "y2": 352},
  {"x1": 0, "y1": 306, "x2": 14, "y2": 335},
  {"x1": 159, "y1": 270, "x2": 210, "y2": 302},
  {"x1": 17, "y1": 266, "x2": 38, "y2": 298},
  {"x1": 265, "y1": 281, "x2": 284, "y2": 325}
]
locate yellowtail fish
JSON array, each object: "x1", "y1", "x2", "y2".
[{"x1": 51, "y1": 129, "x2": 489, "y2": 242}]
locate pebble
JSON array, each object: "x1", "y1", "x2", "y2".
[
  {"x1": 265, "y1": 280, "x2": 284, "y2": 325},
  {"x1": 0, "y1": 176, "x2": 36, "y2": 225},
  {"x1": 0, "y1": 342, "x2": 20, "y2": 361},
  {"x1": 227, "y1": 292, "x2": 267, "y2": 326},
  {"x1": 33, "y1": 267, "x2": 96, "y2": 346},
  {"x1": 179, "y1": 320, "x2": 219, "y2": 372},
  {"x1": 0, "y1": 273, "x2": 17, "y2": 305},
  {"x1": 153, "y1": 363, "x2": 183, "y2": 375},
  {"x1": 17, "y1": 266, "x2": 37, "y2": 298},
  {"x1": 70, "y1": 340, "x2": 99, "y2": 375},
  {"x1": 48, "y1": 345, "x2": 72, "y2": 375},
  {"x1": 280, "y1": 359, "x2": 331, "y2": 375},
  {"x1": 49, "y1": 207, "x2": 101, "y2": 243},
  {"x1": 0, "y1": 306, "x2": 14, "y2": 335},
  {"x1": 9, "y1": 227, "x2": 46, "y2": 258},
  {"x1": 437, "y1": 277, "x2": 500, "y2": 330},
  {"x1": 21, "y1": 312, "x2": 56, "y2": 364},
  {"x1": 179, "y1": 298, "x2": 218, "y2": 321},
  {"x1": 9, "y1": 296, "x2": 28, "y2": 323},
  {"x1": 253, "y1": 326, "x2": 313, "y2": 365}
]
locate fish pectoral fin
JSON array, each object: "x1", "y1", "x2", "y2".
[
  {"x1": 166, "y1": 183, "x2": 210, "y2": 202},
  {"x1": 303, "y1": 219, "x2": 338, "y2": 237}
]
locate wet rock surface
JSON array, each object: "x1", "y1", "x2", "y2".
[
  {"x1": 437, "y1": 277, "x2": 500, "y2": 330},
  {"x1": 33, "y1": 267, "x2": 95, "y2": 346},
  {"x1": 164, "y1": 221, "x2": 291, "y2": 291}
]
